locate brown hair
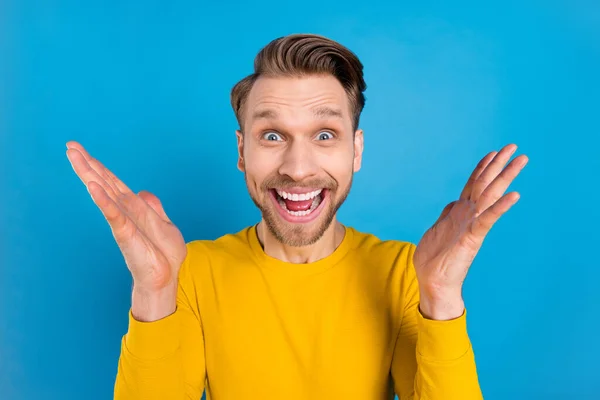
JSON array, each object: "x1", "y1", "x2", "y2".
[{"x1": 230, "y1": 34, "x2": 367, "y2": 131}]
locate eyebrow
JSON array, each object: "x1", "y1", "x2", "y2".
[
  {"x1": 252, "y1": 109, "x2": 279, "y2": 120},
  {"x1": 312, "y1": 106, "x2": 344, "y2": 119},
  {"x1": 251, "y1": 106, "x2": 344, "y2": 121}
]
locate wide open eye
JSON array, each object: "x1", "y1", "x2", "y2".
[
  {"x1": 262, "y1": 132, "x2": 283, "y2": 141},
  {"x1": 316, "y1": 131, "x2": 334, "y2": 141}
]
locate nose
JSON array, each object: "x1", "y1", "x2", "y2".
[{"x1": 278, "y1": 139, "x2": 319, "y2": 182}]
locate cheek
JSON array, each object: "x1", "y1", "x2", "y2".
[
  {"x1": 244, "y1": 149, "x2": 279, "y2": 187},
  {"x1": 334, "y1": 167, "x2": 354, "y2": 191},
  {"x1": 317, "y1": 151, "x2": 354, "y2": 187}
]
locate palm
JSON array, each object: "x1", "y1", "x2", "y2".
[
  {"x1": 115, "y1": 197, "x2": 186, "y2": 290},
  {"x1": 413, "y1": 144, "x2": 528, "y2": 292},
  {"x1": 66, "y1": 141, "x2": 186, "y2": 291}
]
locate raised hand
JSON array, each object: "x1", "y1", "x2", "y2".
[
  {"x1": 66, "y1": 141, "x2": 187, "y2": 320},
  {"x1": 413, "y1": 144, "x2": 528, "y2": 320}
]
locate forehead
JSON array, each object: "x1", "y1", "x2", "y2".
[{"x1": 244, "y1": 75, "x2": 352, "y2": 126}]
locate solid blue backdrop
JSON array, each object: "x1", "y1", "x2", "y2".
[{"x1": 2, "y1": 1, "x2": 599, "y2": 399}]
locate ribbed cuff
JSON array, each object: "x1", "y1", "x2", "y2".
[
  {"x1": 416, "y1": 307, "x2": 471, "y2": 361},
  {"x1": 124, "y1": 309, "x2": 181, "y2": 360}
]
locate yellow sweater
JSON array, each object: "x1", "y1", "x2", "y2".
[{"x1": 114, "y1": 226, "x2": 482, "y2": 399}]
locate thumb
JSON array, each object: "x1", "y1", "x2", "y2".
[
  {"x1": 433, "y1": 200, "x2": 456, "y2": 226},
  {"x1": 138, "y1": 190, "x2": 171, "y2": 222}
]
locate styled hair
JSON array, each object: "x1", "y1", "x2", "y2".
[{"x1": 230, "y1": 34, "x2": 367, "y2": 131}]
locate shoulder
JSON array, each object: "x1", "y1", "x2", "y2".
[
  {"x1": 180, "y1": 226, "x2": 255, "y2": 276},
  {"x1": 186, "y1": 226, "x2": 253, "y2": 256},
  {"x1": 348, "y1": 226, "x2": 416, "y2": 267},
  {"x1": 347, "y1": 227, "x2": 419, "y2": 322},
  {"x1": 347, "y1": 227, "x2": 418, "y2": 292}
]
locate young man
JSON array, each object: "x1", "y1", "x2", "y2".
[{"x1": 66, "y1": 34, "x2": 527, "y2": 400}]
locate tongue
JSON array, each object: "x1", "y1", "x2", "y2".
[{"x1": 284, "y1": 198, "x2": 313, "y2": 211}]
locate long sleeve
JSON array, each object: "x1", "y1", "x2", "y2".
[
  {"x1": 114, "y1": 246, "x2": 206, "y2": 400},
  {"x1": 391, "y1": 244, "x2": 483, "y2": 400}
]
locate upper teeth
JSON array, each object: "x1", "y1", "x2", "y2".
[{"x1": 276, "y1": 189, "x2": 322, "y2": 201}]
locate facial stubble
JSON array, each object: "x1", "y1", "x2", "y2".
[{"x1": 245, "y1": 172, "x2": 353, "y2": 247}]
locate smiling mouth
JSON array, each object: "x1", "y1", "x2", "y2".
[{"x1": 270, "y1": 188, "x2": 326, "y2": 218}]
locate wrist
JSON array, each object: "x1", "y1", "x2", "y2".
[
  {"x1": 131, "y1": 283, "x2": 177, "y2": 322},
  {"x1": 418, "y1": 286, "x2": 465, "y2": 321}
]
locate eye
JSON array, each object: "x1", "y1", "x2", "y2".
[
  {"x1": 317, "y1": 131, "x2": 334, "y2": 140},
  {"x1": 262, "y1": 132, "x2": 283, "y2": 141}
]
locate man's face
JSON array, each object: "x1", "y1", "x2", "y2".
[{"x1": 236, "y1": 74, "x2": 363, "y2": 247}]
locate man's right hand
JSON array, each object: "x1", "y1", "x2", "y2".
[{"x1": 66, "y1": 141, "x2": 187, "y2": 322}]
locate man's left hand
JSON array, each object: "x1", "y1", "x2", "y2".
[{"x1": 414, "y1": 143, "x2": 528, "y2": 320}]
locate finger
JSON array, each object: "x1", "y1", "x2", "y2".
[
  {"x1": 91, "y1": 158, "x2": 124, "y2": 197},
  {"x1": 470, "y1": 144, "x2": 517, "y2": 202},
  {"x1": 105, "y1": 167, "x2": 134, "y2": 195},
  {"x1": 67, "y1": 148, "x2": 121, "y2": 200},
  {"x1": 470, "y1": 191, "x2": 520, "y2": 238},
  {"x1": 459, "y1": 151, "x2": 497, "y2": 200},
  {"x1": 66, "y1": 141, "x2": 132, "y2": 195},
  {"x1": 67, "y1": 148, "x2": 147, "y2": 228},
  {"x1": 87, "y1": 181, "x2": 136, "y2": 243},
  {"x1": 65, "y1": 143, "x2": 119, "y2": 197},
  {"x1": 138, "y1": 190, "x2": 171, "y2": 222},
  {"x1": 476, "y1": 154, "x2": 528, "y2": 214}
]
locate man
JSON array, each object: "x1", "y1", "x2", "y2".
[{"x1": 66, "y1": 34, "x2": 527, "y2": 399}]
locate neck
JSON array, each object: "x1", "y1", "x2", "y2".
[{"x1": 256, "y1": 219, "x2": 346, "y2": 264}]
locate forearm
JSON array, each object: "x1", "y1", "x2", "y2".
[
  {"x1": 114, "y1": 310, "x2": 186, "y2": 400},
  {"x1": 393, "y1": 287, "x2": 481, "y2": 397},
  {"x1": 116, "y1": 255, "x2": 206, "y2": 400},
  {"x1": 413, "y1": 308, "x2": 482, "y2": 400},
  {"x1": 393, "y1": 243, "x2": 482, "y2": 399},
  {"x1": 116, "y1": 284, "x2": 183, "y2": 399}
]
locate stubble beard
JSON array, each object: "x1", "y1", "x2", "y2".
[{"x1": 246, "y1": 174, "x2": 353, "y2": 247}]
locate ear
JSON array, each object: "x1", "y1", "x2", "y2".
[
  {"x1": 236, "y1": 130, "x2": 245, "y2": 172},
  {"x1": 353, "y1": 129, "x2": 364, "y2": 172}
]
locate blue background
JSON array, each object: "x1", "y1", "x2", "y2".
[{"x1": 2, "y1": 1, "x2": 599, "y2": 399}]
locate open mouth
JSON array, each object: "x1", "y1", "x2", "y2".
[{"x1": 269, "y1": 188, "x2": 327, "y2": 222}]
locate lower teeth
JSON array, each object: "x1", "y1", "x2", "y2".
[{"x1": 278, "y1": 195, "x2": 322, "y2": 217}]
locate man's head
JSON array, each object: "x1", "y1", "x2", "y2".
[{"x1": 231, "y1": 34, "x2": 366, "y2": 247}]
